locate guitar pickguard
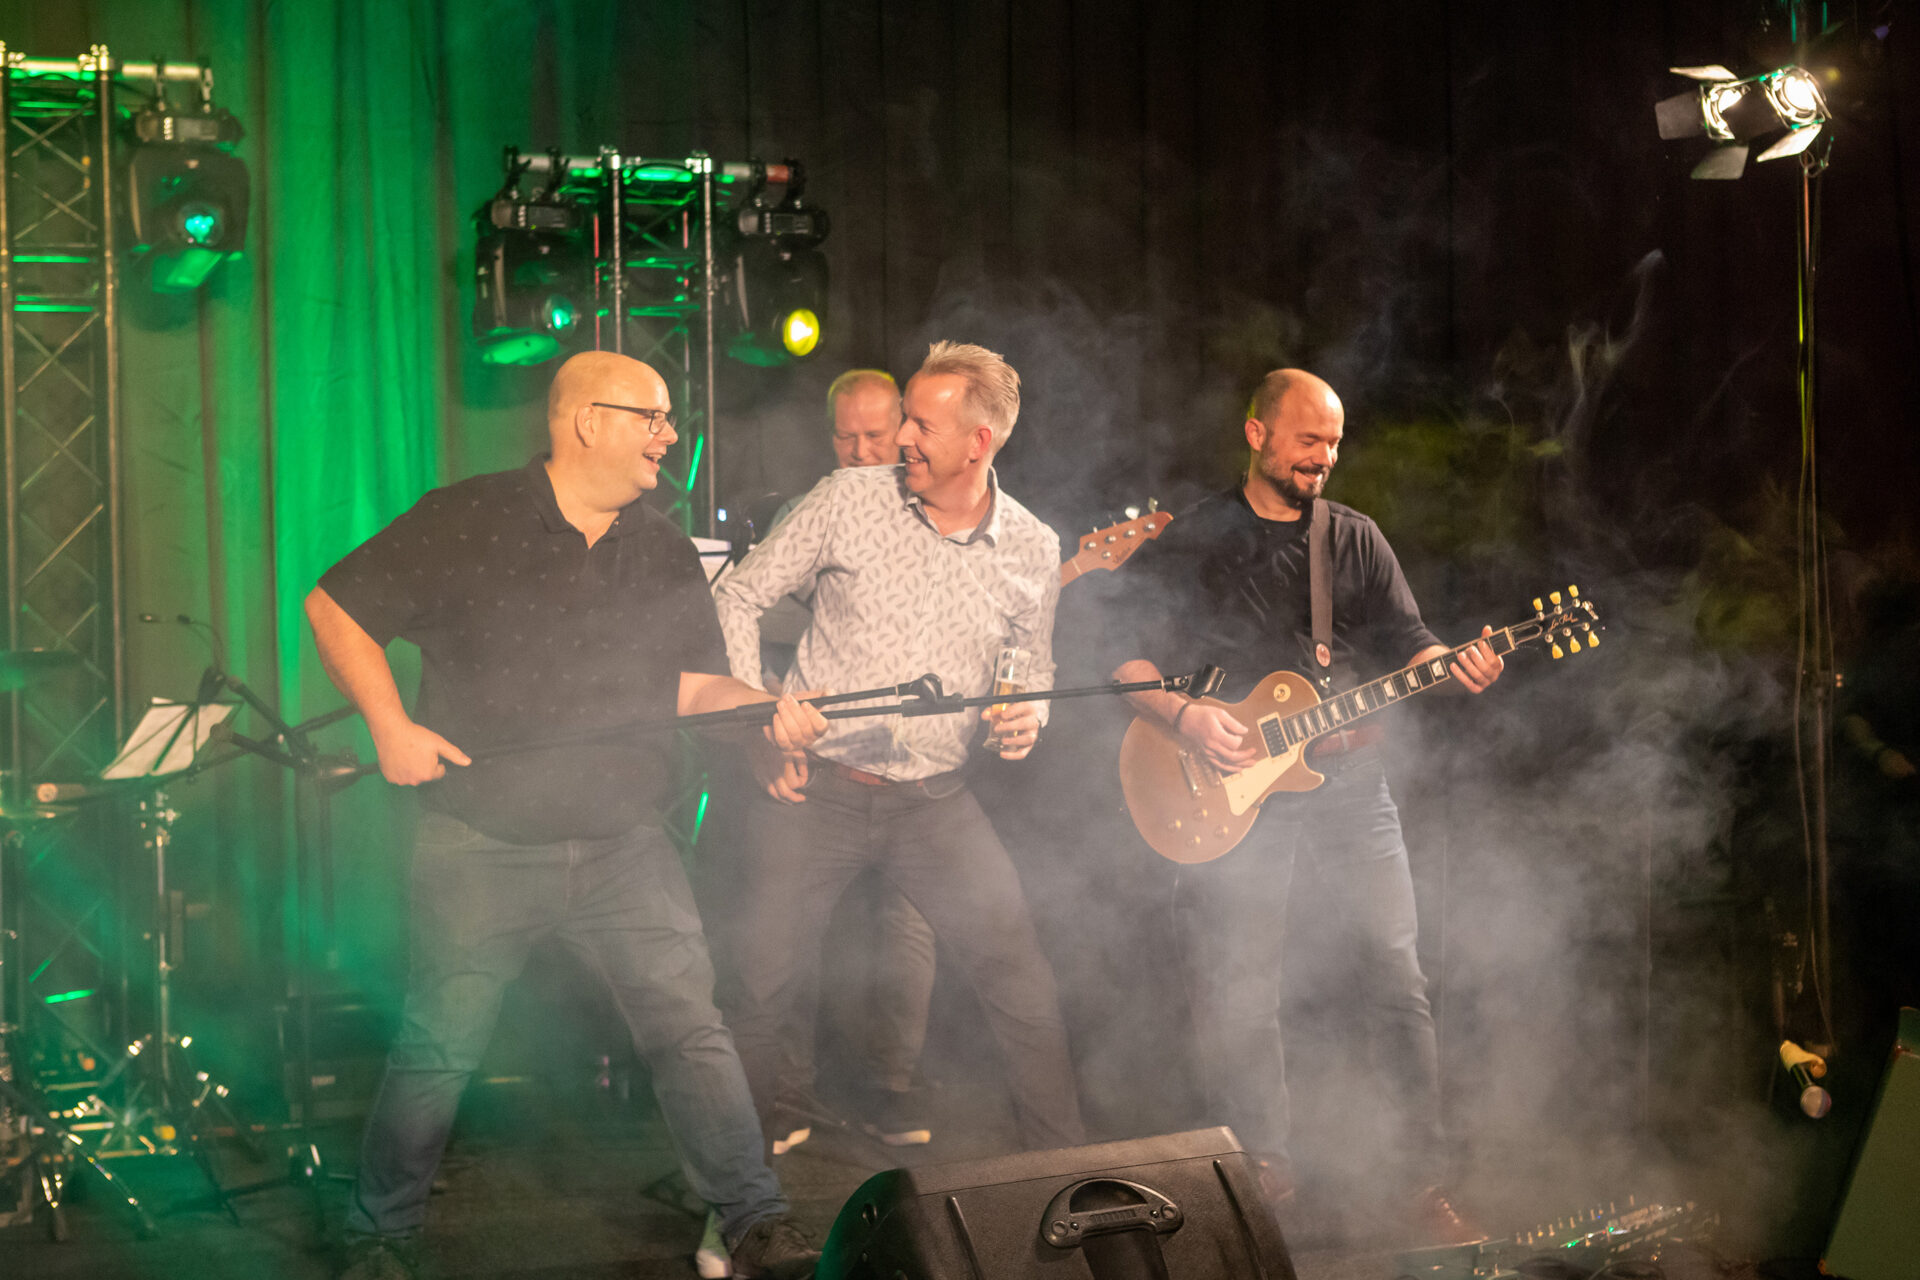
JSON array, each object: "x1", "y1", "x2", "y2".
[{"x1": 1219, "y1": 746, "x2": 1301, "y2": 815}]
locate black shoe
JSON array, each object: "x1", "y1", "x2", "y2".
[
  {"x1": 767, "y1": 1089, "x2": 852, "y2": 1155},
  {"x1": 338, "y1": 1235, "x2": 418, "y2": 1280},
  {"x1": 862, "y1": 1087, "x2": 931, "y2": 1147},
  {"x1": 729, "y1": 1213, "x2": 819, "y2": 1279}
]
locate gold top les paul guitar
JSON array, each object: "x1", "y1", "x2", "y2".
[{"x1": 1120, "y1": 588, "x2": 1601, "y2": 863}]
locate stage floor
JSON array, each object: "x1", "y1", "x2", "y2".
[
  {"x1": 0, "y1": 1079, "x2": 1423, "y2": 1280},
  {"x1": 0, "y1": 1073, "x2": 1788, "y2": 1279}
]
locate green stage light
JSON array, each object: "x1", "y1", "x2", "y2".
[
  {"x1": 539, "y1": 294, "x2": 580, "y2": 336},
  {"x1": 180, "y1": 204, "x2": 222, "y2": 246},
  {"x1": 130, "y1": 144, "x2": 250, "y2": 291},
  {"x1": 781, "y1": 308, "x2": 820, "y2": 357},
  {"x1": 472, "y1": 196, "x2": 592, "y2": 365}
]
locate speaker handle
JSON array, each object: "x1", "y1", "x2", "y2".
[{"x1": 1039, "y1": 1178, "x2": 1183, "y2": 1249}]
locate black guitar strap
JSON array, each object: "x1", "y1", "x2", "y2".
[{"x1": 1308, "y1": 497, "x2": 1333, "y2": 691}]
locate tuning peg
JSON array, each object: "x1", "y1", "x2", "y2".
[
  {"x1": 1568, "y1": 636, "x2": 1582, "y2": 653},
  {"x1": 1533, "y1": 597, "x2": 1544, "y2": 612},
  {"x1": 1568, "y1": 584, "x2": 1580, "y2": 599},
  {"x1": 1147, "y1": 498, "x2": 1159, "y2": 512},
  {"x1": 1550, "y1": 642, "x2": 1565, "y2": 659},
  {"x1": 1549, "y1": 590, "x2": 1563, "y2": 606},
  {"x1": 1585, "y1": 630, "x2": 1599, "y2": 648}
]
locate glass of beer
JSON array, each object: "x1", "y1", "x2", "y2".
[{"x1": 982, "y1": 646, "x2": 1030, "y2": 751}]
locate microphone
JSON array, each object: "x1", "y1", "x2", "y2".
[{"x1": 1780, "y1": 1040, "x2": 1831, "y2": 1118}]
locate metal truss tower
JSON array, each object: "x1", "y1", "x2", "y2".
[{"x1": 1, "y1": 45, "x2": 126, "y2": 788}]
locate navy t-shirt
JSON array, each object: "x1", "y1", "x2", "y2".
[
  {"x1": 1130, "y1": 488, "x2": 1441, "y2": 700},
  {"x1": 318, "y1": 456, "x2": 729, "y2": 844}
]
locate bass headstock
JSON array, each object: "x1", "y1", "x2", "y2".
[{"x1": 1062, "y1": 504, "x2": 1175, "y2": 581}]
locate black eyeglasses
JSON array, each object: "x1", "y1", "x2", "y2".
[{"x1": 592, "y1": 402, "x2": 677, "y2": 435}]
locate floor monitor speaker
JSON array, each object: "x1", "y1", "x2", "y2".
[{"x1": 818, "y1": 1126, "x2": 1296, "y2": 1279}]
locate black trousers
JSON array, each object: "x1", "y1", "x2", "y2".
[{"x1": 719, "y1": 768, "x2": 1086, "y2": 1151}]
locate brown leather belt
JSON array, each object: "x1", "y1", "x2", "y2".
[
  {"x1": 809, "y1": 754, "x2": 964, "y2": 790},
  {"x1": 1306, "y1": 722, "x2": 1385, "y2": 761}
]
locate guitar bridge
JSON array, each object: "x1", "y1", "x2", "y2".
[{"x1": 1176, "y1": 750, "x2": 1221, "y2": 797}]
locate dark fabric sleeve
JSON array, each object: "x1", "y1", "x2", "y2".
[
  {"x1": 1354, "y1": 517, "x2": 1444, "y2": 664},
  {"x1": 1119, "y1": 535, "x2": 1188, "y2": 676},
  {"x1": 315, "y1": 490, "x2": 449, "y2": 647},
  {"x1": 657, "y1": 529, "x2": 732, "y2": 679}
]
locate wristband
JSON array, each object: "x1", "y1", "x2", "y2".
[{"x1": 1173, "y1": 702, "x2": 1191, "y2": 734}]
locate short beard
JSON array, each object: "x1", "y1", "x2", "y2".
[{"x1": 1257, "y1": 457, "x2": 1325, "y2": 510}]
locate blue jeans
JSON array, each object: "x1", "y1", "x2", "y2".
[
  {"x1": 1171, "y1": 761, "x2": 1444, "y2": 1189},
  {"x1": 345, "y1": 811, "x2": 785, "y2": 1243}
]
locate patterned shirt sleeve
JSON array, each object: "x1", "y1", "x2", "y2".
[{"x1": 713, "y1": 473, "x2": 837, "y2": 689}]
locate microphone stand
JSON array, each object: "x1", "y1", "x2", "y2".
[
  {"x1": 164, "y1": 673, "x2": 362, "y2": 1232},
  {"x1": 340, "y1": 666, "x2": 1227, "y2": 782}
]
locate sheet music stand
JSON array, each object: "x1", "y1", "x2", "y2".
[{"x1": 82, "y1": 698, "x2": 268, "y2": 1222}]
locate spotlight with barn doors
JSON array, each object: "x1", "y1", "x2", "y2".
[{"x1": 1655, "y1": 63, "x2": 1831, "y2": 179}]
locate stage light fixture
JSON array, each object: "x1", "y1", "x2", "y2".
[
  {"x1": 472, "y1": 195, "x2": 594, "y2": 366},
  {"x1": 725, "y1": 165, "x2": 831, "y2": 367},
  {"x1": 726, "y1": 237, "x2": 830, "y2": 367},
  {"x1": 127, "y1": 107, "x2": 250, "y2": 292},
  {"x1": 1655, "y1": 63, "x2": 1830, "y2": 180}
]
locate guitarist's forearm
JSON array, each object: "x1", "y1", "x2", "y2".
[{"x1": 1115, "y1": 659, "x2": 1189, "y2": 726}]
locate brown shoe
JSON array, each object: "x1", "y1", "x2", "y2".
[{"x1": 1406, "y1": 1184, "x2": 1484, "y2": 1245}]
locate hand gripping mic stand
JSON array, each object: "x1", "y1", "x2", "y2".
[{"x1": 158, "y1": 670, "x2": 359, "y2": 1232}]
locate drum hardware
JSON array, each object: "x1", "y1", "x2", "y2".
[{"x1": 1, "y1": 783, "x2": 159, "y2": 1240}]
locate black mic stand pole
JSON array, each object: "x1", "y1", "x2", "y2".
[
  {"x1": 339, "y1": 667, "x2": 1229, "y2": 783},
  {"x1": 166, "y1": 673, "x2": 361, "y2": 1232}
]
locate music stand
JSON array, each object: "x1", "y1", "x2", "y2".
[{"x1": 80, "y1": 698, "x2": 270, "y2": 1223}]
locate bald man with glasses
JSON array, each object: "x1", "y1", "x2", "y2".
[{"x1": 307, "y1": 352, "x2": 826, "y2": 1280}]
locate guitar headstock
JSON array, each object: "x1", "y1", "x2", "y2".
[
  {"x1": 1063, "y1": 505, "x2": 1175, "y2": 580},
  {"x1": 1522, "y1": 585, "x2": 1602, "y2": 658}
]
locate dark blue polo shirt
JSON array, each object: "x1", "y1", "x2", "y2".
[{"x1": 318, "y1": 456, "x2": 728, "y2": 844}]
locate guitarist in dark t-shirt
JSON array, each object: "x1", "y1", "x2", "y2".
[{"x1": 1112, "y1": 369, "x2": 1502, "y2": 1244}]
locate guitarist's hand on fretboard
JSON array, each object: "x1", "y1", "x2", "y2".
[
  {"x1": 1176, "y1": 702, "x2": 1258, "y2": 772},
  {"x1": 1443, "y1": 624, "x2": 1505, "y2": 693}
]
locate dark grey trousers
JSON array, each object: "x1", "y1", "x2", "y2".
[{"x1": 720, "y1": 768, "x2": 1086, "y2": 1150}]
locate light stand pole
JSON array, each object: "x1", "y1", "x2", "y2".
[{"x1": 1791, "y1": 139, "x2": 1837, "y2": 1050}]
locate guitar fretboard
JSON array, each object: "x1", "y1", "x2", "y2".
[{"x1": 1255, "y1": 626, "x2": 1528, "y2": 757}]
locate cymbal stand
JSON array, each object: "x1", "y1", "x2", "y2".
[{"x1": 1, "y1": 808, "x2": 158, "y2": 1239}]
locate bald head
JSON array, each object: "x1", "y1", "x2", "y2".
[
  {"x1": 547, "y1": 351, "x2": 668, "y2": 453},
  {"x1": 1246, "y1": 368, "x2": 1342, "y2": 431},
  {"x1": 1243, "y1": 368, "x2": 1344, "y2": 515}
]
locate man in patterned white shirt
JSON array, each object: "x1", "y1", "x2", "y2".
[{"x1": 713, "y1": 341, "x2": 1086, "y2": 1152}]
